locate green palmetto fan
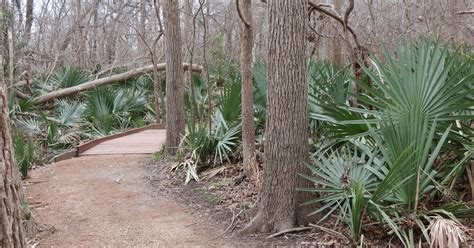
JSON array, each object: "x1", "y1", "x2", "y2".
[
  {"x1": 13, "y1": 131, "x2": 39, "y2": 179},
  {"x1": 55, "y1": 99, "x2": 85, "y2": 127},
  {"x1": 298, "y1": 141, "x2": 417, "y2": 245},
  {"x1": 301, "y1": 38, "x2": 473, "y2": 247},
  {"x1": 357, "y1": 38, "x2": 473, "y2": 200},
  {"x1": 217, "y1": 74, "x2": 241, "y2": 126},
  {"x1": 298, "y1": 142, "x2": 383, "y2": 223},
  {"x1": 307, "y1": 60, "x2": 370, "y2": 144},
  {"x1": 357, "y1": 39, "x2": 473, "y2": 139},
  {"x1": 32, "y1": 67, "x2": 90, "y2": 96},
  {"x1": 83, "y1": 87, "x2": 147, "y2": 135}
]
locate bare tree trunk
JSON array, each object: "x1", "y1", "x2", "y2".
[
  {"x1": 23, "y1": 0, "x2": 33, "y2": 45},
  {"x1": 239, "y1": 0, "x2": 258, "y2": 178},
  {"x1": 183, "y1": 0, "x2": 192, "y2": 60},
  {"x1": 74, "y1": 0, "x2": 85, "y2": 67},
  {"x1": 244, "y1": 0, "x2": 312, "y2": 233},
  {"x1": 201, "y1": 0, "x2": 212, "y2": 134},
  {"x1": 7, "y1": 26, "x2": 14, "y2": 91},
  {"x1": 152, "y1": 0, "x2": 164, "y2": 123},
  {"x1": 139, "y1": 0, "x2": 147, "y2": 55},
  {"x1": 332, "y1": 0, "x2": 342, "y2": 64},
  {"x1": 224, "y1": 1, "x2": 234, "y2": 58},
  {"x1": 91, "y1": 0, "x2": 99, "y2": 66},
  {"x1": 0, "y1": 1, "x2": 5, "y2": 59},
  {"x1": 105, "y1": 3, "x2": 118, "y2": 65},
  {"x1": 163, "y1": 0, "x2": 185, "y2": 155},
  {"x1": 0, "y1": 55, "x2": 26, "y2": 248},
  {"x1": 184, "y1": 0, "x2": 198, "y2": 123}
]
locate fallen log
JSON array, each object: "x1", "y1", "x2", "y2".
[
  {"x1": 32, "y1": 63, "x2": 203, "y2": 104},
  {"x1": 15, "y1": 80, "x2": 28, "y2": 87}
]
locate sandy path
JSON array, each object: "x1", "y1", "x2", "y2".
[{"x1": 26, "y1": 155, "x2": 227, "y2": 247}]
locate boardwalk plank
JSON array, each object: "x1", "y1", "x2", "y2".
[{"x1": 80, "y1": 129, "x2": 166, "y2": 155}]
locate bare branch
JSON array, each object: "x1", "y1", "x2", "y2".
[
  {"x1": 343, "y1": 0, "x2": 354, "y2": 32},
  {"x1": 457, "y1": 10, "x2": 474, "y2": 15},
  {"x1": 308, "y1": 0, "x2": 360, "y2": 47},
  {"x1": 236, "y1": 0, "x2": 250, "y2": 27}
]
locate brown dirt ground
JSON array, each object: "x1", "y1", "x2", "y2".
[{"x1": 26, "y1": 155, "x2": 253, "y2": 247}]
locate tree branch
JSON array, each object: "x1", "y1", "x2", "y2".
[
  {"x1": 343, "y1": 0, "x2": 354, "y2": 32},
  {"x1": 308, "y1": 0, "x2": 359, "y2": 47},
  {"x1": 457, "y1": 10, "x2": 474, "y2": 15},
  {"x1": 236, "y1": 0, "x2": 250, "y2": 27}
]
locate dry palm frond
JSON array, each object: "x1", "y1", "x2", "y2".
[
  {"x1": 200, "y1": 165, "x2": 230, "y2": 181},
  {"x1": 427, "y1": 216, "x2": 467, "y2": 248}
]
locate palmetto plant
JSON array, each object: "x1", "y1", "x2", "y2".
[
  {"x1": 184, "y1": 75, "x2": 209, "y2": 124},
  {"x1": 13, "y1": 131, "x2": 40, "y2": 178},
  {"x1": 217, "y1": 74, "x2": 242, "y2": 127},
  {"x1": 359, "y1": 39, "x2": 473, "y2": 198},
  {"x1": 83, "y1": 87, "x2": 148, "y2": 135},
  {"x1": 359, "y1": 39, "x2": 472, "y2": 135},
  {"x1": 32, "y1": 67, "x2": 89, "y2": 96},
  {"x1": 55, "y1": 100, "x2": 85, "y2": 127},
  {"x1": 299, "y1": 142, "x2": 382, "y2": 223},
  {"x1": 299, "y1": 140, "x2": 418, "y2": 244},
  {"x1": 301, "y1": 38, "x2": 474, "y2": 247},
  {"x1": 181, "y1": 77, "x2": 243, "y2": 169},
  {"x1": 307, "y1": 60, "x2": 369, "y2": 146}
]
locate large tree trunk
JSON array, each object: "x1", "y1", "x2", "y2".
[
  {"x1": 239, "y1": 0, "x2": 258, "y2": 178},
  {"x1": 163, "y1": 0, "x2": 185, "y2": 155},
  {"x1": 0, "y1": 56, "x2": 26, "y2": 247},
  {"x1": 244, "y1": 0, "x2": 311, "y2": 233}
]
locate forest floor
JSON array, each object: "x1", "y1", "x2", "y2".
[
  {"x1": 29, "y1": 153, "x2": 470, "y2": 247},
  {"x1": 25, "y1": 155, "x2": 263, "y2": 247}
]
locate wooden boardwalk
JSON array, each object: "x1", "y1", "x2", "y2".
[
  {"x1": 80, "y1": 129, "x2": 166, "y2": 155},
  {"x1": 54, "y1": 124, "x2": 166, "y2": 161}
]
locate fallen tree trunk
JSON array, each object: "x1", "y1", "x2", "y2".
[{"x1": 32, "y1": 63, "x2": 203, "y2": 104}]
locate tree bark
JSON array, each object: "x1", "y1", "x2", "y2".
[
  {"x1": 105, "y1": 2, "x2": 118, "y2": 65},
  {"x1": 23, "y1": 0, "x2": 33, "y2": 45},
  {"x1": 244, "y1": 0, "x2": 312, "y2": 233},
  {"x1": 0, "y1": 55, "x2": 26, "y2": 247},
  {"x1": 31, "y1": 63, "x2": 202, "y2": 104},
  {"x1": 163, "y1": 0, "x2": 185, "y2": 155},
  {"x1": 184, "y1": 0, "x2": 198, "y2": 124},
  {"x1": 152, "y1": 0, "x2": 164, "y2": 123},
  {"x1": 239, "y1": 0, "x2": 258, "y2": 178},
  {"x1": 332, "y1": 0, "x2": 343, "y2": 64},
  {"x1": 139, "y1": 0, "x2": 147, "y2": 55},
  {"x1": 90, "y1": 0, "x2": 99, "y2": 66},
  {"x1": 74, "y1": 0, "x2": 85, "y2": 67}
]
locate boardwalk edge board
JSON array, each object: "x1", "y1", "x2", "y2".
[{"x1": 53, "y1": 123, "x2": 165, "y2": 162}]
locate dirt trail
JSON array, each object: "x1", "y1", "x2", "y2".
[{"x1": 26, "y1": 155, "x2": 232, "y2": 247}]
